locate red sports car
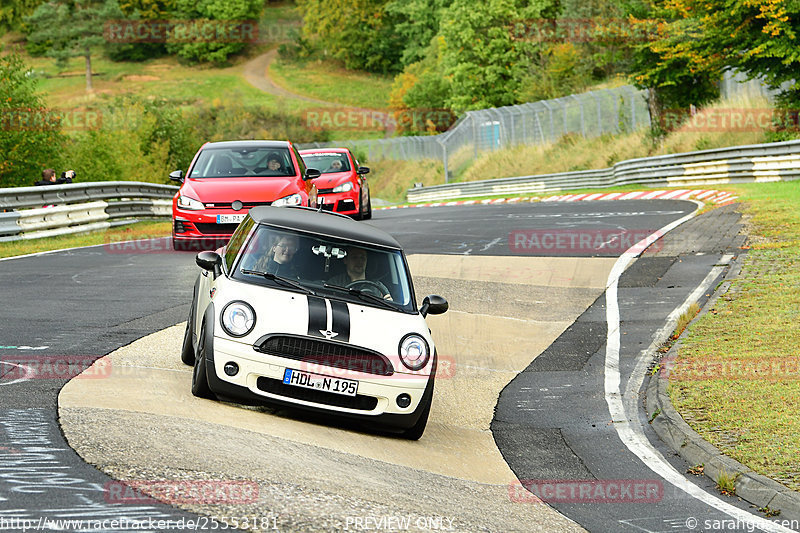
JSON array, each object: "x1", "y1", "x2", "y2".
[
  {"x1": 171, "y1": 140, "x2": 320, "y2": 250},
  {"x1": 299, "y1": 148, "x2": 371, "y2": 219}
]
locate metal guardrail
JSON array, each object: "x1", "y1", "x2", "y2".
[
  {"x1": 406, "y1": 140, "x2": 800, "y2": 203},
  {"x1": 0, "y1": 182, "x2": 177, "y2": 242}
]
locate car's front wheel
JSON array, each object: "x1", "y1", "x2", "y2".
[
  {"x1": 180, "y1": 309, "x2": 195, "y2": 366},
  {"x1": 362, "y1": 195, "x2": 372, "y2": 220},
  {"x1": 191, "y1": 323, "x2": 214, "y2": 399}
]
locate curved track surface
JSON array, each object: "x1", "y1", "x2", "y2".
[{"x1": 2, "y1": 201, "x2": 778, "y2": 532}]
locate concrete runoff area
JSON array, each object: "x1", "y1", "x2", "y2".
[{"x1": 59, "y1": 254, "x2": 618, "y2": 532}]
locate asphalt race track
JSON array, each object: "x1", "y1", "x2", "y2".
[{"x1": 1, "y1": 200, "x2": 785, "y2": 532}]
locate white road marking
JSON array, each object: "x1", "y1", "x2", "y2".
[{"x1": 603, "y1": 204, "x2": 793, "y2": 533}]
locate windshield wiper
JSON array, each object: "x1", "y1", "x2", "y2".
[
  {"x1": 242, "y1": 269, "x2": 315, "y2": 295},
  {"x1": 323, "y1": 283, "x2": 396, "y2": 310}
]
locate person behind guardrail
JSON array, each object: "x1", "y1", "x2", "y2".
[{"x1": 34, "y1": 168, "x2": 57, "y2": 186}]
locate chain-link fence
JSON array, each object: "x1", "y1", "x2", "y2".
[
  {"x1": 298, "y1": 85, "x2": 650, "y2": 182},
  {"x1": 720, "y1": 69, "x2": 789, "y2": 101}
]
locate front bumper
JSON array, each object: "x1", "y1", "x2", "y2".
[
  {"x1": 317, "y1": 190, "x2": 359, "y2": 216},
  {"x1": 211, "y1": 336, "x2": 429, "y2": 420}
]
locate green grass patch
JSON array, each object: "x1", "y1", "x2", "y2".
[
  {"x1": 669, "y1": 181, "x2": 800, "y2": 492},
  {"x1": 269, "y1": 56, "x2": 394, "y2": 110},
  {"x1": 0, "y1": 220, "x2": 171, "y2": 259}
]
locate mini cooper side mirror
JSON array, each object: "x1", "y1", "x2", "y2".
[
  {"x1": 356, "y1": 166, "x2": 370, "y2": 175},
  {"x1": 196, "y1": 251, "x2": 222, "y2": 278},
  {"x1": 169, "y1": 169, "x2": 184, "y2": 182},
  {"x1": 420, "y1": 295, "x2": 448, "y2": 317},
  {"x1": 304, "y1": 168, "x2": 321, "y2": 180}
]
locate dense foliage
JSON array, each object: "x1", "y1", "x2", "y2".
[
  {"x1": 296, "y1": 0, "x2": 800, "y2": 133},
  {"x1": 0, "y1": 51, "x2": 63, "y2": 188}
]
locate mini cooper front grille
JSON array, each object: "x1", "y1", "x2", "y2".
[
  {"x1": 254, "y1": 335, "x2": 394, "y2": 376},
  {"x1": 256, "y1": 377, "x2": 379, "y2": 411},
  {"x1": 194, "y1": 223, "x2": 240, "y2": 235}
]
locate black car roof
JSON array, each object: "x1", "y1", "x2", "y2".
[
  {"x1": 248, "y1": 207, "x2": 402, "y2": 250},
  {"x1": 203, "y1": 140, "x2": 291, "y2": 149}
]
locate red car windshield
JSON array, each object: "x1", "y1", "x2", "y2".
[
  {"x1": 190, "y1": 147, "x2": 296, "y2": 178},
  {"x1": 301, "y1": 152, "x2": 351, "y2": 174}
]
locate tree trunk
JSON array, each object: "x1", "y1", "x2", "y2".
[
  {"x1": 647, "y1": 87, "x2": 664, "y2": 138},
  {"x1": 85, "y1": 49, "x2": 93, "y2": 92}
]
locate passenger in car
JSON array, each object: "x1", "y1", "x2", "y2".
[{"x1": 255, "y1": 234, "x2": 300, "y2": 279}]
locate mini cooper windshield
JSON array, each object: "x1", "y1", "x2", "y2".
[{"x1": 231, "y1": 226, "x2": 415, "y2": 312}]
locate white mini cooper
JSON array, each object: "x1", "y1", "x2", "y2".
[{"x1": 181, "y1": 206, "x2": 448, "y2": 439}]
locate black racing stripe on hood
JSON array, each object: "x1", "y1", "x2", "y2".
[
  {"x1": 329, "y1": 300, "x2": 350, "y2": 343},
  {"x1": 306, "y1": 295, "x2": 327, "y2": 338}
]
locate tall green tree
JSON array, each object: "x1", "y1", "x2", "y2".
[
  {"x1": 439, "y1": 0, "x2": 558, "y2": 112},
  {"x1": 165, "y1": 0, "x2": 262, "y2": 65},
  {"x1": 26, "y1": 0, "x2": 124, "y2": 92},
  {"x1": 385, "y1": 0, "x2": 453, "y2": 67},
  {"x1": 0, "y1": 51, "x2": 63, "y2": 187},
  {"x1": 296, "y1": 0, "x2": 403, "y2": 73},
  {"x1": 672, "y1": 0, "x2": 800, "y2": 106}
]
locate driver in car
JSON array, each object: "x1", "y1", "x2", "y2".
[{"x1": 328, "y1": 246, "x2": 392, "y2": 300}]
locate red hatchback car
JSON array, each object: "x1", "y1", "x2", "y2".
[
  {"x1": 170, "y1": 140, "x2": 320, "y2": 250},
  {"x1": 299, "y1": 148, "x2": 371, "y2": 219}
]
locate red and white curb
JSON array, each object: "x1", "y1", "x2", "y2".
[{"x1": 378, "y1": 189, "x2": 738, "y2": 210}]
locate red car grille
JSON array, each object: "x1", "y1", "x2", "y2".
[{"x1": 194, "y1": 223, "x2": 239, "y2": 235}]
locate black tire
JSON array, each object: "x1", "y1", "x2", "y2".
[
  {"x1": 362, "y1": 195, "x2": 372, "y2": 220},
  {"x1": 191, "y1": 324, "x2": 214, "y2": 399},
  {"x1": 400, "y1": 378, "x2": 433, "y2": 440},
  {"x1": 180, "y1": 302, "x2": 195, "y2": 366}
]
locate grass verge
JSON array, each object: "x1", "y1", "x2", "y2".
[
  {"x1": 0, "y1": 220, "x2": 172, "y2": 260},
  {"x1": 269, "y1": 56, "x2": 394, "y2": 110},
  {"x1": 668, "y1": 181, "x2": 800, "y2": 492}
]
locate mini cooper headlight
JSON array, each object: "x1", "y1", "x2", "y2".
[
  {"x1": 272, "y1": 193, "x2": 302, "y2": 207},
  {"x1": 398, "y1": 334, "x2": 429, "y2": 371},
  {"x1": 332, "y1": 182, "x2": 353, "y2": 193},
  {"x1": 221, "y1": 301, "x2": 256, "y2": 337},
  {"x1": 177, "y1": 195, "x2": 205, "y2": 210}
]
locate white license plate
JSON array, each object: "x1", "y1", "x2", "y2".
[
  {"x1": 282, "y1": 368, "x2": 358, "y2": 397},
  {"x1": 217, "y1": 214, "x2": 246, "y2": 224}
]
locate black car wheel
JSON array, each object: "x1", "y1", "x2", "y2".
[
  {"x1": 191, "y1": 323, "x2": 214, "y2": 398},
  {"x1": 180, "y1": 302, "x2": 195, "y2": 366},
  {"x1": 362, "y1": 195, "x2": 372, "y2": 220}
]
